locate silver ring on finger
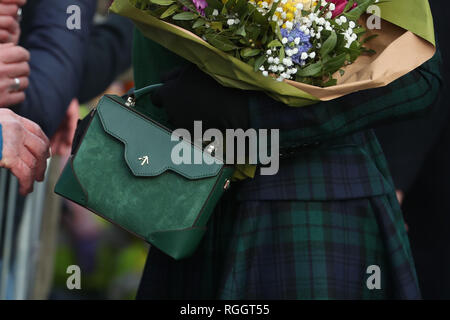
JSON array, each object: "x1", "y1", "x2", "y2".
[
  {"x1": 17, "y1": 8, "x2": 22, "y2": 22},
  {"x1": 10, "y1": 78, "x2": 21, "y2": 92}
]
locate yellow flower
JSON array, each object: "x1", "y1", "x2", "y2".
[{"x1": 255, "y1": 0, "x2": 318, "y2": 27}]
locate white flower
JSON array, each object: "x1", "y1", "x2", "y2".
[
  {"x1": 340, "y1": 16, "x2": 347, "y2": 23},
  {"x1": 285, "y1": 21, "x2": 293, "y2": 29},
  {"x1": 274, "y1": 57, "x2": 280, "y2": 64},
  {"x1": 259, "y1": 65, "x2": 265, "y2": 71},
  {"x1": 272, "y1": 15, "x2": 278, "y2": 21},
  {"x1": 309, "y1": 52, "x2": 316, "y2": 59},
  {"x1": 268, "y1": 56, "x2": 274, "y2": 63},
  {"x1": 349, "y1": 21, "x2": 356, "y2": 28},
  {"x1": 325, "y1": 11, "x2": 332, "y2": 19},
  {"x1": 276, "y1": 7, "x2": 283, "y2": 13},
  {"x1": 266, "y1": 49, "x2": 272, "y2": 55},
  {"x1": 329, "y1": 3, "x2": 335, "y2": 11},
  {"x1": 294, "y1": 37, "x2": 300, "y2": 45},
  {"x1": 212, "y1": 9, "x2": 219, "y2": 16},
  {"x1": 282, "y1": 37, "x2": 288, "y2": 44},
  {"x1": 286, "y1": 49, "x2": 293, "y2": 56},
  {"x1": 262, "y1": 71, "x2": 269, "y2": 77},
  {"x1": 296, "y1": 3, "x2": 303, "y2": 10},
  {"x1": 292, "y1": 48, "x2": 299, "y2": 54},
  {"x1": 301, "y1": 52, "x2": 308, "y2": 60},
  {"x1": 227, "y1": 19, "x2": 235, "y2": 25}
]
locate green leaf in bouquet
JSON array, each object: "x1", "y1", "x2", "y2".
[
  {"x1": 160, "y1": 4, "x2": 179, "y2": 19},
  {"x1": 252, "y1": 8, "x2": 268, "y2": 25},
  {"x1": 320, "y1": 31, "x2": 337, "y2": 57},
  {"x1": 342, "y1": 0, "x2": 355, "y2": 15},
  {"x1": 267, "y1": 39, "x2": 282, "y2": 48},
  {"x1": 362, "y1": 34, "x2": 378, "y2": 44},
  {"x1": 206, "y1": 0, "x2": 224, "y2": 10},
  {"x1": 297, "y1": 61, "x2": 323, "y2": 77},
  {"x1": 344, "y1": 0, "x2": 375, "y2": 21},
  {"x1": 235, "y1": 25, "x2": 247, "y2": 37},
  {"x1": 176, "y1": 0, "x2": 197, "y2": 12},
  {"x1": 241, "y1": 48, "x2": 261, "y2": 58},
  {"x1": 235, "y1": 0, "x2": 249, "y2": 16},
  {"x1": 204, "y1": 33, "x2": 239, "y2": 51},
  {"x1": 345, "y1": 41, "x2": 361, "y2": 62},
  {"x1": 211, "y1": 21, "x2": 223, "y2": 31},
  {"x1": 254, "y1": 55, "x2": 267, "y2": 72},
  {"x1": 172, "y1": 11, "x2": 198, "y2": 20},
  {"x1": 150, "y1": 0, "x2": 175, "y2": 5},
  {"x1": 192, "y1": 18, "x2": 206, "y2": 28},
  {"x1": 323, "y1": 53, "x2": 347, "y2": 74},
  {"x1": 323, "y1": 77, "x2": 338, "y2": 87},
  {"x1": 278, "y1": 46, "x2": 285, "y2": 60}
]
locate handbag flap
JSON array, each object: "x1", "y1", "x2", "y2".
[{"x1": 95, "y1": 95, "x2": 223, "y2": 179}]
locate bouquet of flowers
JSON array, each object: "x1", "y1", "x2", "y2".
[{"x1": 111, "y1": 0, "x2": 436, "y2": 106}]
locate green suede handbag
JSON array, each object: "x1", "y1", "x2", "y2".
[{"x1": 54, "y1": 84, "x2": 234, "y2": 260}]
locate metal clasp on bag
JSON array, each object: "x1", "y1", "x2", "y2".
[{"x1": 125, "y1": 96, "x2": 136, "y2": 107}]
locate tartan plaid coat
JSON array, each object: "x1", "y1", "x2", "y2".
[{"x1": 132, "y1": 29, "x2": 442, "y2": 300}]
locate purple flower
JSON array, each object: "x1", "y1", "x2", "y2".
[
  {"x1": 191, "y1": 0, "x2": 208, "y2": 15},
  {"x1": 281, "y1": 25, "x2": 312, "y2": 65}
]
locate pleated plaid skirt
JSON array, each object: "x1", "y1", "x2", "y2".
[{"x1": 136, "y1": 181, "x2": 420, "y2": 300}]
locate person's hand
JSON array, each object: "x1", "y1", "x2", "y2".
[
  {"x1": 0, "y1": 0, "x2": 26, "y2": 44},
  {"x1": 50, "y1": 99, "x2": 79, "y2": 156},
  {"x1": 0, "y1": 43, "x2": 29, "y2": 107},
  {"x1": 151, "y1": 63, "x2": 250, "y2": 134},
  {"x1": 0, "y1": 109, "x2": 50, "y2": 195}
]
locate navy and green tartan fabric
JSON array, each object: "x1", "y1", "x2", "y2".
[
  {"x1": 133, "y1": 29, "x2": 442, "y2": 299},
  {"x1": 137, "y1": 180, "x2": 415, "y2": 299}
]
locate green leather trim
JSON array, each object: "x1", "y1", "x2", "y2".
[
  {"x1": 148, "y1": 227, "x2": 207, "y2": 260},
  {"x1": 96, "y1": 96, "x2": 223, "y2": 180},
  {"x1": 134, "y1": 83, "x2": 163, "y2": 100},
  {"x1": 194, "y1": 166, "x2": 235, "y2": 227},
  {"x1": 54, "y1": 157, "x2": 88, "y2": 206}
]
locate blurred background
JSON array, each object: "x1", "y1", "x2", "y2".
[{"x1": 0, "y1": 0, "x2": 148, "y2": 300}]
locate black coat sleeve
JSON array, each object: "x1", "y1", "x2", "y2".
[{"x1": 77, "y1": 13, "x2": 134, "y2": 104}]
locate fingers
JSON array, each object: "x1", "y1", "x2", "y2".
[
  {"x1": 19, "y1": 116, "x2": 50, "y2": 147},
  {"x1": 10, "y1": 158, "x2": 34, "y2": 195},
  {"x1": 0, "y1": 4, "x2": 19, "y2": 17},
  {"x1": 0, "y1": 16, "x2": 19, "y2": 34},
  {"x1": 0, "y1": 90, "x2": 24, "y2": 107},
  {"x1": 0, "y1": 0, "x2": 26, "y2": 7},
  {"x1": 1, "y1": 61, "x2": 29, "y2": 78},
  {"x1": 0, "y1": 44, "x2": 29, "y2": 63}
]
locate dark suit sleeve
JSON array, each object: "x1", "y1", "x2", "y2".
[
  {"x1": 15, "y1": 0, "x2": 97, "y2": 137},
  {"x1": 249, "y1": 50, "x2": 443, "y2": 150},
  {"x1": 77, "y1": 13, "x2": 134, "y2": 104}
]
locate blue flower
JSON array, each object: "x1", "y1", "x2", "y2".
[{"x1": 281, "y1": 24, "x2": 312, "y2": 65}]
